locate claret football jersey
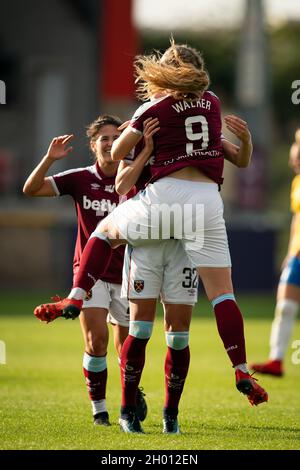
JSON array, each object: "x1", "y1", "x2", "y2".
[
  {"x1": 129, "y1": 91, "x2": 224, "y2": 185},
  {"x1": 49, "y1": 161, "x2": 124, "y2": 284}
]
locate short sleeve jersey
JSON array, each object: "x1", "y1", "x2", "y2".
[
  {"x1": 129, "y1": 91, "x2": 224, "y2": 185},
  {"x1": 49, "y1": 161, "x2": 124, "y2": 284},
  {"x1": 290, "y1": 175, "x2": 300, "y2": 213},
  {"x1": 289, "y1": 174, "x2": 300, "y2": 256}
]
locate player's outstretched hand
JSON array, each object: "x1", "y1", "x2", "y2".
[
  {"x1": 143, "y1": 118, "x2": 160, "y2": 154},
  {"x1": 46, "y1": 135, "x2": 74, "y2": 161},
  {"x1": 224, "y1": 115, "x2": 251, "y2": 145}
]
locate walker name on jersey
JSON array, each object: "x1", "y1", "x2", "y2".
[
  {"x1": 83, "y1": 195, "x2": 117, "y2": 213},
  {"x1": 172, "y1": 98, "x2": 211, "y2": 114}
]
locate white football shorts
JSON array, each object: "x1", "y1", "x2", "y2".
[
  {"x1": 121, "y1": 239, "x2": 198, "y2": 305},
  {"x1": 82, "y1": 280, "x2": 129, "y2": 327},
  {"x1": 108, "y1": 178, "x2": 231, "y2": 268}
]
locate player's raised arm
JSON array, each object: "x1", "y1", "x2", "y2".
[
  {"x1": 111, "y1": 121, "x2": 145, "y2": 162},
  {"x1": 223, "y1": 115, "x2": 253, "y2": 168},
  {"x1": 115, "y1": 118, "x2": 160, "y2": 195},
  {"x1": 23, "y1": 134, "x2": 74, "y2": 197}
]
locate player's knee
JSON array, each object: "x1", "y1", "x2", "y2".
[
  {"x1": 86, "y1": 334, "x2": 108, "y2": 356},
  {"x1": 165, "y1": 317, "x2": 191, "y2": 331},
  {"x1": 129, "y1": 320, "x2": 154, "y2": 339},
  {"x1": 165, "y1": 331, "x2": 189, "y2": 350},
  {"x1": 113, "y1": 325, "x2": 129, "y2": 350},
  {"x1": 164, "y1": 304, "x2": 192, "y2": 331}
]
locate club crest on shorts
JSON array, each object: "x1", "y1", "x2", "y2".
[
  {"x1": 84, "y1": 290, "x2": 92, "y2": 301},
  {"x1": 134, "y1": 280, "x2": 144, "y2": 293}
]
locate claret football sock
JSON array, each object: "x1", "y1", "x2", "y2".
[
  {"x1": 73, "y1": 237, "x2": 112, "y2": 295},
  {"x1": 120, "y1": 335, "x2": 149, "y2": 408},
  {"x1": 164, "y1": 346, "x2": 190, "y2": 410},
  {"x1": 212, "y1": 294, "x2": 246, "y2": 367},
  {"x1": 83, "y1": 353, "x2": 108, "y2": 409}
]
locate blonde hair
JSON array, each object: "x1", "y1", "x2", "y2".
[{"x1": 134, "y1": 39, "x2": 210, "y2": 101}]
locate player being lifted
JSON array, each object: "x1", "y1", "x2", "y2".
[
  {"x1": 23, "y1": 115, "x2": 149, "y2": 426},
  {"x1": 34, "y1": 40, "x2": 268, "y2": 411}
]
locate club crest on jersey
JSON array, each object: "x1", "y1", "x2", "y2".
[
  {"x1": 105, "y1": 185, "x2": 115, "y2": 193},
  {"x1": 134, "y1": 280, "x2": 144, "y2": 293},
  {"x1": 84, "y1": 290, "x2": 93, "y2": 301}
]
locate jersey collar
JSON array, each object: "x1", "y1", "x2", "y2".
[{"x1": 94, "y1": 161, "x2": 116, "y2": 183}]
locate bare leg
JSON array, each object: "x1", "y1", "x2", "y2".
[{"x1": 110, "y1": 323, "x2": 129, "y2": 357}]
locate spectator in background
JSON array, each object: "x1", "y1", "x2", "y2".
[{"x1": 251, "y1": 131, "x2": 300, "y2": 376}]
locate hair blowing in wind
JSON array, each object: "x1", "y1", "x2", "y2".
[{"x1": 134, "y1": 39, "x2": 210, "y2": 101}]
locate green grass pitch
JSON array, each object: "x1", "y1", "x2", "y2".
[{"x1": 0, "y1": 293, "x2": 300, "y2": 450}]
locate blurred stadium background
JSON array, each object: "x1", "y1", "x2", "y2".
[
  {"x1": 1, "y1": 0, "x2": 300, "y2": 294},
  {"x1": 0, "y1": 0, "x2": 299, "y2": 293}
]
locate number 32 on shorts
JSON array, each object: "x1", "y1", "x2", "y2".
[{"x1": 182, "y1": 267, "x2": 198, "y2": 289}]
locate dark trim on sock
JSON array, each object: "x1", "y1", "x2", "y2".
[{"x1": 163, "y1": 407, "x2": 178, "y2": 418}]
